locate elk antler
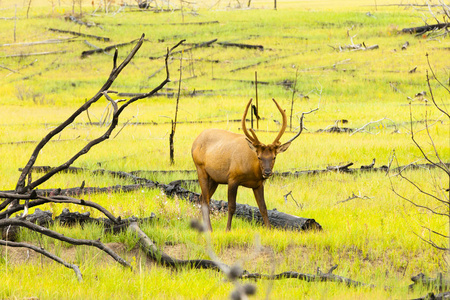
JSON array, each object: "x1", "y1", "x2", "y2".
[
  {"x1": 272, "y1": 98, "x2": 287, "y2": 145},
  {"x1": 242, "y1": 99, "x2": 262, "y2": 145}
]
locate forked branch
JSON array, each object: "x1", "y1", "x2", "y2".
[
  {"x1": 0, "y1": 218, "x2": 131, "y2": 268},
  {"x1": 0, "y1": 239, "x2": 83, "y2": 281},
  {"x1": 14, "y1": 35, "x2": 146, "y2": 194},
  {"x1": 13, "y1": 36, "x2": 184, "y2": 196}
]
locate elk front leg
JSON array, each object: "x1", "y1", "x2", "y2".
[
  {"x1": 253, "y1": 185, "x2": 271, "y2": 229},
  {"x1": 226, "y1": 183, "x2": 239, "y2": 231}
]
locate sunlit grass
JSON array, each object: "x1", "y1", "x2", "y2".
[{"x1": 1, "y1": 0, "x2": 449, "y2": 298}]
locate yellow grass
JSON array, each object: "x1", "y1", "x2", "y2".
[{"x1": 1, "y1": 0, "x2": 449, "y2": 298}]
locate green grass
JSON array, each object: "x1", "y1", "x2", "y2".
[{"x1": 1, "y1": 0, "x2": 449, "y2": 298}]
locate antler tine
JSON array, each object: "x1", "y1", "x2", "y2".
[
  {"x1": 285, "y1": 114, "x2": 304, "y2": 144},
  {"x1": 249, "y1": 128, "x2": 262, "y2": 144},
  {"x1": 272, "y1": 98, "x2": 287, "y2": 145},
  {"x1": 242, "y1": 99, "x2": 257, "y2": 143}
]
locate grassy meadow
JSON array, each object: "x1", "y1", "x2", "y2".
[{"x1": 1, "y1": 0, "x2": 449, "y2": 298}]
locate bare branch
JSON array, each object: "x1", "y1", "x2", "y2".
[
  {"x1": 15, "y1": 38, "x2": 185, "y2": 195},
  {"x1": 0, "y1": 194, "x2": 119, "y2": 222},
  {"x1": 284, "y1": 107, "x2": 319, "y2": 145},
  {"x1": 421, "y1": 225, "x2": 450, "y2": 239},
  {"x1": 409, "y1": 103, "x2": 449, "y2": 176},
  {"x1": 15, "y1": 34, "x2": 146, "y2": 194},
  {"x1": 349, "y1": 117, "x2": 396, "y2": 136},
  {"x1": 390, "y1": 181, "x2": 448, "y2": 217},
  {"x1": 0, "y1": 239, "x2": 83, "y2": 281},
  {"x1": 413, "y1": 232, "x2": 449, "y2": 251},
  {"x1": 0, "y1": 218, "x2": 131, "y2": 268},
  {"x1": 426, "y1": 54, "x2": 450, "y2": 116}
]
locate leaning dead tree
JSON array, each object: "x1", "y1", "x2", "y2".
[
  {"x1": 390, "y1": 54, "x2": 450, "y2": 255},
  {"x1": 0, "y1": 34, "x2": 185, "y2": 280},
  {"x1": 401, "y1": 1, "x2": 450, "y2": 39}
]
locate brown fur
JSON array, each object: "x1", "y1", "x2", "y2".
[{"x1": 191, "y1": 99, "x2": 297, "y2": 231}]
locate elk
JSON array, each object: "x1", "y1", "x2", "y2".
[{"x1": 191, "y1": 98, "x2": 304, "y2": 231}]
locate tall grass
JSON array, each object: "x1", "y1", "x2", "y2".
[{"x1": 0, "y1": 0, "x2": 449, "y2": 298}]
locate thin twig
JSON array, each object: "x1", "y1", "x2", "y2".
[{"x1": 0, "y1": 239, "x2": 83, "y2": 281}]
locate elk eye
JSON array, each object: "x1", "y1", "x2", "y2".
[{"x1": 258, "y1": 157, "x2": 262, "y2": 160}]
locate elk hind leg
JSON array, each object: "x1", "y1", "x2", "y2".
[{"x1": 196, "y1": 168, "x2": 218, "y2": 231}]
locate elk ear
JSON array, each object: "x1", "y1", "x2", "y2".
[
  {"x1": 246, "y1": 138, "x2": 257, "y2": 151},
  {"x1": 277, "y1": 142, "x2": 291, "y2": 154}
]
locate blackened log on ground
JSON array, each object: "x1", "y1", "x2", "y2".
[
  {"x1": 1, "y1": 208, "x2": 156, "y2": 239},
  {"x1": 128, "y1": 226, "x2": 372, "y2": 288},
  {"x1": 316, "y1": 126, "x2": 353, "y2": 133},
  {"x1": 48, "y1": 28, "x2": 110, "y2": 41},
  {"x1": 128, "y1": 222, "x2": 224, "y2": 270},
  {"x1": 0, "y1": 180, "x2": 321, "y2": 231},
  {"x1": 159, "y1": 182, "x2": 322, "y2": 231},
  {"x1": 402, "y1": 23, "x2": 450, "y2": 34},
  {"x1": 217, "y1": 41, "x2": 264, "y2": 51},
  {"x1": 244, "y1": 265, "x2": 373, "y2": 288},
  {"x1": 81, "y1": 38, "x2": 141, "y2": 58},
  {"x1": 54, "y1": 208, "x2": 156, "y2": 234},
  {"x1": 65, "y1": 15, "x2": 95, "y2": 27},
  {"x1": 149, "y1": 39, "x2": 217, "y2": 60},
  {"x1": 17, "y1": 162, "x2": 450, "y2": 182},
  {"x1": 408, "y1": 273, "x2": 450, "y2": 291},
  {"x1": 412, "y1": 291, "x2": 450, "y2": 300}
]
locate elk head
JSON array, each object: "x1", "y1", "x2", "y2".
[{"x1": 241, "y1": 98, "x2": 303, "y2": 179}]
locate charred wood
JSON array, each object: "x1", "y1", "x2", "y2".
[
  {"x1": 402, "y1": 23, "x2": 450, "y2": 34},
  {"x1": 48, "y1": 28, "x2": 110, "y2": 42},
  {"x1": 0, "y1": 38, "x2": 77, "y2": 47},
  {"x1": 244, "y1": 265, "x2": 373, "y2": 288},
  {"x1": 129, "y1": 227, "x2": 371, "y2": 287},
  {"x1": 1, "y1": 208, "x2": 156, "y2": 240},
  {"x1": 1, "y1": 50, "x2": 67, "y2": 58},
  {"x1": 0, "y1": 180, "x2": 321, "y2": 231},
  {"x1": 316, "y1": 126, "x2": 353, "y2": 133},
  {"x1": 65, "y1": 15, "x2": 96, "y2": 27},
  {"x1": 128, "y1": 222, "x2": 223, "y2": 270},
  {"x1": 149, "y1": 39, "x2": 217, "y2": 60},
  {"x1": 326, "y1": 162, "x2": 354, "y2": 172},
  {"x1": 409, "y1": 273, "x2": 450, "y2": 291},
  {"x1": 217, "y1": 41, "x2": 263, "y2": 51},
  {"x1": 81, "y1": 38, "x2": 141, "y2": 58}
]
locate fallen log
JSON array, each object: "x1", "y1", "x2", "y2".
[
  {"x1": 316, "y1": 126, "x2": 353, "y2": 133},
  {"x1": 48, "y1": 28, "x2": 110, "y2": 42},
  {"x1": 217, "y1": 41, "x2": 263, "y2": 51},
  {"x1": 149, "y1": 39, "x2": 217, "y2": 60},
  {"x1": 65, "y1": 15, "x2": 96, "y2": 28},
  {"x1": 409, "y1": 273, "x2": 450, "y2": 291},
  {"x1": 1, "y1": 50, "x2": 67, "y2": 59},
  {"x1": 0, "y1": 177, "x2": 321, "y2": 231},
  {"x1": 128, "y1": 221, "x2": 223, "y2": 270},
  {"x1": 402, "y1": 23, "x2": 450, "y2": 34},
  {"x1": 21, "y1": 161, "x2": 450, "y2": 180},
  {"x1": 116, "y1": 21, "x2": 219, "y2": 26},
  {"x1": 0, "y1": 37, "x2": 77, "y2": 47},
  {"x1": 244, "y1": 265, "x2": 373, "y2": 288},
  {"x1": 129, "y1": 222, "x2": 369, "y2": 287},
  {"x1": 81, "y1": 38, "x2": 140, "y2": 58}
]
